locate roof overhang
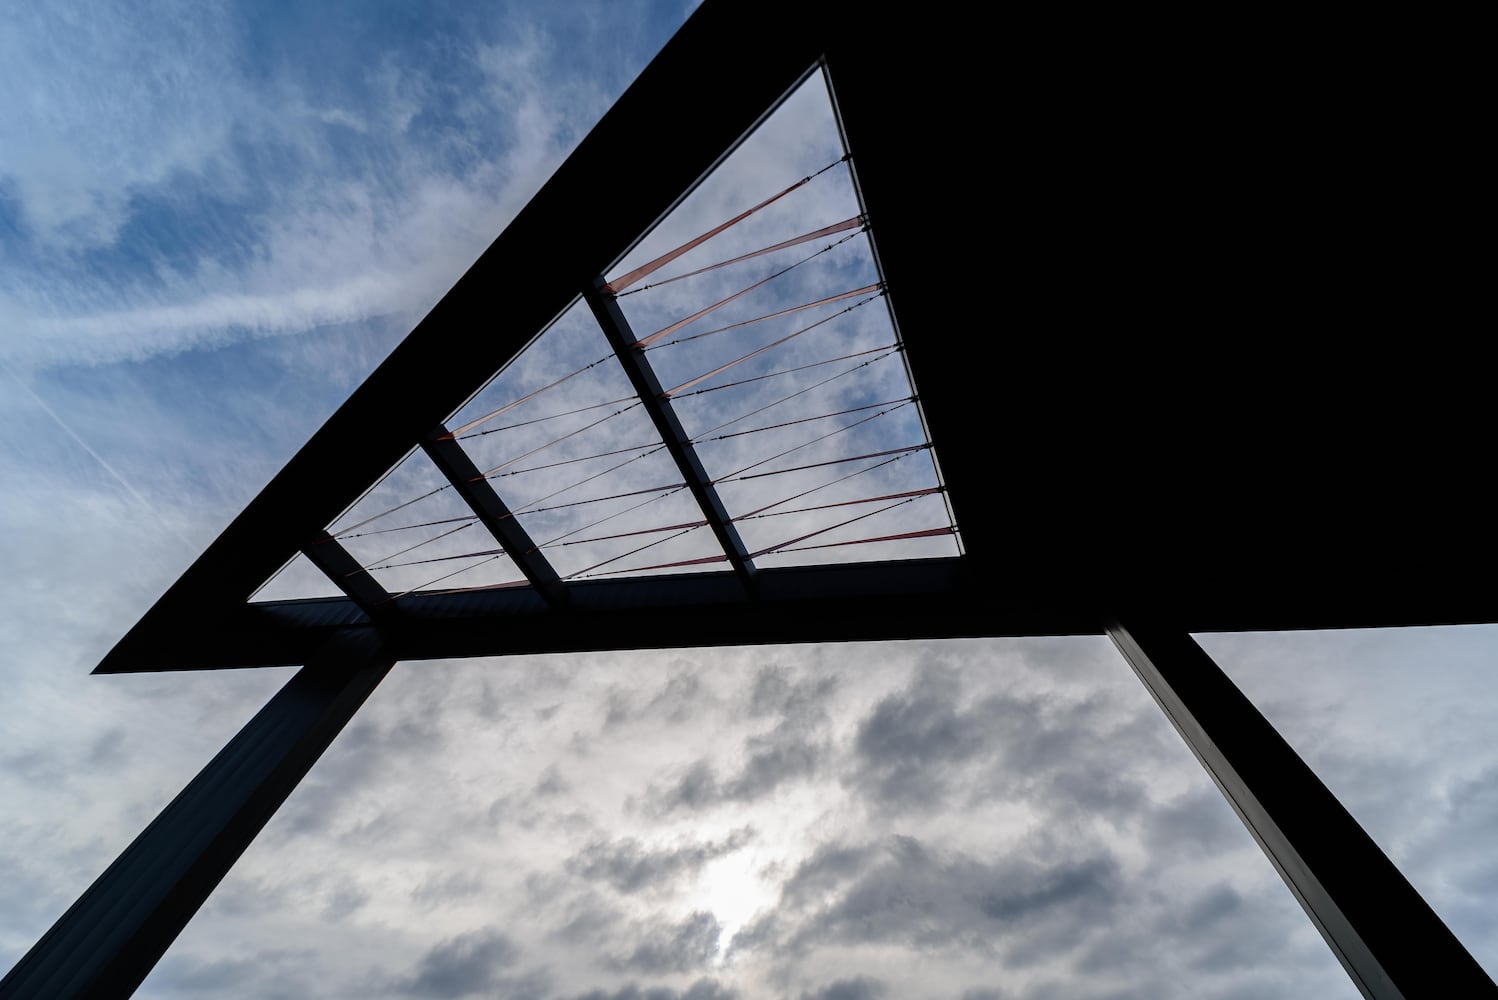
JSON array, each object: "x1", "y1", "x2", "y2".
[{"x1": 99, "y1": 2, "x2": 1492, "y2": 674}]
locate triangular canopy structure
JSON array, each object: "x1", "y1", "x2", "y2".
[{"x1": 3, "y1": 3, "x2": 1490, "y2": 998}]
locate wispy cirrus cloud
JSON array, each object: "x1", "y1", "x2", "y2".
[{"x1": 0, "y1": 1, "x2": 674, "y2": 371}]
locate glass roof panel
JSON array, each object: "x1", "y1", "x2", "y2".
[
  {"x1": 443, "y1": 299, "x2": 730, "y2": 582},
  {"x1": 604, "y1": 69, "x2": 958, "y2": 570},
  {"x1": 327, "y1": 449, "x2": 527, "y2": 597},
  {"x1": 250, "y1": 551, "x2": 345, "y2": 602},
  {"x1": 248, "y1": 69, "x2": 960, "y2": 607}
]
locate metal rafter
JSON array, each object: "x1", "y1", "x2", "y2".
[
  {"x1": 422, "y1": 433, "x2": 567, "y2": 606},
  {"x1": 584, "y1": 281, "x2": 757, "y2": 594},
  {"x1": 300, "y1": 533, "x2": 393, "y2": 620}
]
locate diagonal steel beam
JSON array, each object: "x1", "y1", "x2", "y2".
[
  {"x1": 300, "y1": 533, "x2": 393, "y2": 620},
  {"x1": 422, "y1": 433, "x2": 568, "y2": 606},
  {"x1": 1108, "y1": 617, "x2": 1496, "y2": 1000},
  {"x1": 0, "y1": 633, "x2": 395, "y2": 1000},
  {"x1": 584, "y1": 281, "x2": 756, "y2": 594}
]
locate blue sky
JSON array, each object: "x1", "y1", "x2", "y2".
[{"x1": 3, "y1": 3, "x2": 1496, "y2": 998}]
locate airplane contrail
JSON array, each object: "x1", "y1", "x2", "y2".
[{"x1": 3, "y1": 363, "x2": 161, "y2": 518}]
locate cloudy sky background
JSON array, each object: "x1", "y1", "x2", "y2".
[{"x1": 3, "y1": 2, "x2": 1496, "y2": 997}]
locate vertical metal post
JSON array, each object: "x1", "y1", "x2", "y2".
[
  {"x1": 0, "y1": 633, "x2": 395, "y2": 999},
  {"x1": 1108, "y1": 618, "x2": 1495, "y2": 1000}
]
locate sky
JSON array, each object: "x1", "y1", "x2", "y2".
[{"x1": 3, "y1": 2, "x2": 1497, "y2": 998}]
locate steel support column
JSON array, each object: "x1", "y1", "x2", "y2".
[
  {"x1": 0, "y1": 635, "x2": 396, "y2": 999},
  {"x1": 1107, "y1": 618, "x2": 1495, "y2": 1000}
]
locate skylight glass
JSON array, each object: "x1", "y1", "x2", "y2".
[
  {"x1": 603, "y1": 68, "x2": 956, "y2": 569},
  {"x1": 251, "y1": 551, "x2": 345, "y2": 602},
  {"x1": 327, "y1": 449, "x2": 528, "y2": 597},
  {"x1": 248, "y1": 68, "x2": 958, "y2": 606}
]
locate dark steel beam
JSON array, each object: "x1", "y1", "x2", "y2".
[
  {"x1": 0, "y1": 634, "x2": 395, "y2": 1000},
  {"x1": 95, "y1": 559, "x2": 1107, "y2": 672},
  {"x1": 95, "y1": 553, "x2": 1498, "y2": 675},
  {"x1": 422, "y1": 433, "x2": 567, "y2": 606},
  {"x1": 584, "y1": 281, "x2": 756, "y2": 594},
  {"x1": 300, "y1": 533, "x2": 391, "y2": 620},
  {"x1": 1107, "y1": 618, "x2": 1496, "y2": 1000}
]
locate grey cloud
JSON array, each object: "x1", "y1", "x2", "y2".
[
  {"x1": 725, "y1": 912, "x2": 781, "y2": 958},
  {"x1": 535, "y1": 882, "x2": 629, "y2": 949},
  {"x1": 2, "y1": 747, "x2": 74, "y2": 789},
  {"x1": 798, "y1": 976, "x2": 887, "y2": 1000},
  {"x1": 781, "y1": 835, "x2": 1123, "y2": 964},
  {"x1": 646, "y1": 729, "x2": 827, "y2": 815},
  {"x1": 1072, "y1": 878, "x2": 1338, "y2": 998},
  {"x1": 535, "y1": 763, "x2": 569, "y2": 797},
  {"x1": 485, "y1": 969, "x2": 554, "y2": 1000},
  {"x1": 726, "y1": 729, "x2": 826, "y2": 799},
  {"x1": 86, "y1": 727, "x2": 127, "y2": 767},
  {"x1": 644, "y1": 666, "x2": 836, "y2": 816},
  {"x1": 398, "y1": 929, "x2": 519, "y2": 998},
  {"x1": 1143, "y1": 789, "x2": 1246, "y2": 857},
  {"x1": 410, "y1": 871, "x2": 487, "y2": 908},
  {"x1": 649, "y1": 759, "x2": 720, "y2": 813},
  {"x1": 849, "y1": 664, "x2": 1173, "y2": 831},
  {"x1": 747, "y1": 664, "x2": 838, "y2": 720},
  {"x1": 973, "y1": 855, "x2": 1118, "y2": 924},
  {"x1": 550, "y1": 901, "x2": 626, "y2": 948},
  {"x1": 849, "y1": 671, "x2": 990, "y2": 808},
  {"x1": 562, "y1": 979, "x2": 738, "y2": 1000},
  {"x1": 268, "y1": 708, "x2": 446, "y2": 841},
  {"x1": 486, "y1": 763, "x2": 586, "y2": 832},
  {"x1": 148, "y1": 948, "x2": 316, "y2": 999},
  {"x1": 567, "y1": 827, "x2": 754, "y2": 894},
  {"x1": 779, "y1": 842, "x2": 879, "y2": 907},
  {"x1": 606, "y1": 668, "x2": 708, "y2": 728},
  {"x1": 610, "y1": 910, "x2": 722, "y2": 975},
  {"x1": 321, "y1": 878, "x2": 371, "y2": 922}
]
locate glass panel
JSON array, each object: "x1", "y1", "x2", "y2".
[
  {"x1": 250, "y1": 551, "x2": 345, "y2": 602},
  {"x1": 604, "y1": 69, "x2": 958, "y2": 570},
  {"x1": 328, "y1": 449, "x2": 526, "y2": 597}
]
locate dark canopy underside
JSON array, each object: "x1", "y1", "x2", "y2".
[{"x1": 97, "y1": 3, "x2": 1490, "y2": 674}]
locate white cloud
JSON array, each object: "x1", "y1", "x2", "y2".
[{"x1": 0, "y1": 4, "x2": 621, "y2": 371}]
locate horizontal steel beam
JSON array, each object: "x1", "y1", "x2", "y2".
[
  {"x1": 95, "y1": 552, "x2": 1498, "y2": 674},
  {"x1": 95, "y1": 559, "x2": 1099, "y2": 672}
]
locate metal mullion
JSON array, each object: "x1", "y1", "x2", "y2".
[{"x1": 585, "y1": 280, "x2": 757, "y2": 595}]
